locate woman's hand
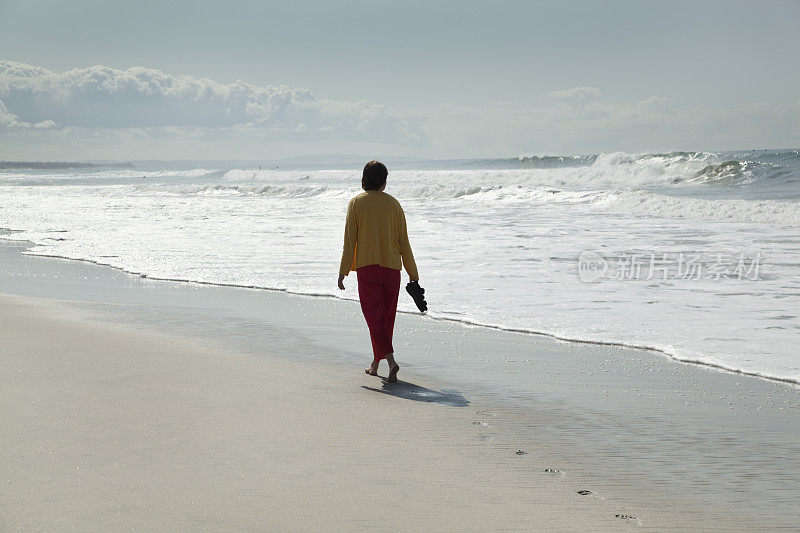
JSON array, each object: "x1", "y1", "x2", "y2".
[{"x1": 338, "y1": 274, "x2": 346, "y2": 290}]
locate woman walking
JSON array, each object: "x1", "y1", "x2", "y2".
[{"x1": 338, "y1": 160, "x2": 419, "y2": 383}]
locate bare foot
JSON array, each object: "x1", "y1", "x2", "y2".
[
  {"x1": 387, "y1": 364, "x2": 400, "y2": 383},
  {"x1": 365, "y1": 361, "x2": 379, "y2": 376}
]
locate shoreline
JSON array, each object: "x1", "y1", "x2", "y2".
[
  {"x1": 1, "y1": 240, "x2": 799, "y2": 529},
  {"x1": 5, "y1": 236, "x2": 798, "y2": 387}
]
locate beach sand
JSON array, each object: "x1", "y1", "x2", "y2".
[
  {"x1": 0, "y1": 292, "x2": 641, "y2": 531},
  {"x1": 1, "y1": 242, "x2": 798, "y2": 531}
]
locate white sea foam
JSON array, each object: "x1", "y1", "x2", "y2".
[
  {"x1": 1, "y1": 153, "x2": 798, "y2": 383},
  {"x1": 591, "y1": 189, "x2": 800, "y2": 226}
]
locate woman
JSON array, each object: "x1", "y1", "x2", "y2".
[{"x1": 338, "y1": 160, "x2": 419, "y2": 383}]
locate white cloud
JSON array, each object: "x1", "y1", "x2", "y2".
[
  {"x1": 0, "y1": 99, "x2": 24, "y2": 127},
  {"x1": 32, "y1": 119, "x2": 56, "y2": 129},
  {"x1": 547, "y1": 86, "x2": 602, "y2": 103},
  {"x1": 0, "y1": 60, "x2": 424, "y2": 144},
  {"x1": 635, "y1": 96, "x2": 675, "y2": 115},
  {"x1": 1, "y1": 60, "x2": 797, "y2": 159}
]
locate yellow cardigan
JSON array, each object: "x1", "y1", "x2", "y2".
[{"x1": 339, "y1": 190, "x2": 419, "y2": 280}]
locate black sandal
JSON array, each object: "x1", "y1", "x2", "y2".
[{"x1": 406, "y1": 281, "x2": 428, "y2": 313}]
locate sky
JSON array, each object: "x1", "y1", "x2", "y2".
[{"x1": 1, "y1": 0, "x2": 798, "y2": 160}]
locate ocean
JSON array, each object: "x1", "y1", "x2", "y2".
[{"x1": 1, "y1": 149, "x2": 798, "y2": 383}]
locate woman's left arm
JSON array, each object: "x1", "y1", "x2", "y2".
[{"x1": 338, "y1": 197, "x2": 358, "y2": 289}]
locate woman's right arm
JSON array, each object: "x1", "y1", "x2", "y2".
[{"x1": 398, "y1": 206, "x2": 419, "y2": 281}]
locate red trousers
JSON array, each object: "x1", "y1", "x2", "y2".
[{"x1": 356, "y1": 264, "x2": 401, "y2": 361}]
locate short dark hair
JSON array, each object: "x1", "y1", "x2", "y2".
[{"x1": 362, "y1": 160, "x2": 388, "y2": 191}]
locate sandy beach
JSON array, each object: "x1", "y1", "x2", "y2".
[
  {"x1": 1, "y1": 241, "x2": 799, "y2": 531},
  {"x1": 0, "y1": 292, "x2": 643, "y2": 531}
]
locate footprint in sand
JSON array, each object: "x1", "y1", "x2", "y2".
[
  {"x1": 476, "y1": 409, "x2": 496, "y2": 417},
  {"x1": 615, "y1": 514, "x2": 641, "y2": 525},
  {"x1": 577, "y1": 489, "x2": 606, "y2": 500}
]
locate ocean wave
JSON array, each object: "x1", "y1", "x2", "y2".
[
  {"x1": 130, "y1": 182, "x2": 523, "y2": 200},
  {"x1": 687, "y1": 161, "x2": 746, "y2": 183},
  {"x1": 220, "y1": 153, "x2": 760, "y2": 189},
  {"x1": 512, "y1": 150, "x2": 800, "y2": 188},
  {"x1": 516, "y1": 154, "x2": 595, "y2": 168},
  {"x1": 131, "y1": 174, "x2": 800, "y2": 219},
  {"x1": 592, "y1": 189, "x2": 800, "y2": 226},
  {"x1": 514, "y1": 150, "x2": 717, "y2": 169},
  {"x1": 222, "y1": 168, "x2": 350, "y2": 182}
]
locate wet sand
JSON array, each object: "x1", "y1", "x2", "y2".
[
  {"x1": 0, "y1": 292, "x2": 657, "y2": 531},
  {"x1": 1, "y1": 240, "x2": 799, "y2": 530}
]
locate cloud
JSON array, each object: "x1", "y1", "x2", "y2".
[
  {"x1": 0, "y1": 60, "x2": 424, "y2": 143},
  {"x1": 0, "y1": 99, "x2": 23, "y2": 127},
  {"x1": 635, "y1": 96, "x2": 675, "y2": 115},
  {"x1": 0, "y1": 98, "x2": 57, "y2": 129},
  {"x1": 414, "y1": 94, "x2": 800, "y2": 157},
  {"x1": 547, "y1": 86, "x2": 602, "y2": 103},
  {"x1": 1, "y1": 60, "x2": 797, "y2": 159}
]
